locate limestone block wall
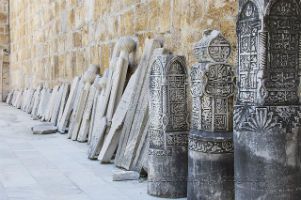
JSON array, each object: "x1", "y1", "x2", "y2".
[
  {"x1": 9, "y1": 0, "x2": 237, "y2": 89},
  {"x1": 0, "y1": 0, "x2": 9, "y2": 101},
  {"x1": 0, "y1": 0, "x2": 8, "y2": 48}
]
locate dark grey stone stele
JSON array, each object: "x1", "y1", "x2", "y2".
[
  {"x1": 147, "y1": 53, "x2": 189, "y2": 198},
  {"x1": 235, "y1": 0, "x2": 301, "y2": 199},
  {"x1": 187, "y1": 30, "x2": 235, "y2": 200}
]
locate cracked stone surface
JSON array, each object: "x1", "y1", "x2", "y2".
[{"x1": 0, "y1": 103, "x2": 184, "y2": 200}]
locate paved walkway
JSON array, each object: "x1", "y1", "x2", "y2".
[{"x1": 0, "y1": 103, "x2": 182, "y2": 200}]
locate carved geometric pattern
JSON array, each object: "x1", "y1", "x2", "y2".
[
  {"x1": 192, "y1": 63, "x2": 235, "y2": 132},
  {"x1": 204, "y1": 63, "x2": 235, "y2": 98},
  {"x1": 149, "y1": 55, "x2": 188, "y2": 156},
  {"x1": 194, "y1": 30, "x2": 231, "y2": 63},
  {"x1": 148, "y1": 148, "x2": 172, "y2": 157},
  {"x1": 237, "y1": 1, "x2": 261, "y2": 105},
  {"x1": 166, "y1": 132, "x2": 188, "y2": 146},
  {"x1": 265, "y1": 0, "x2": 301, "y2": 104},
  {"x1": 165, "y1": 58, "x2": 188, "y2": 131}
]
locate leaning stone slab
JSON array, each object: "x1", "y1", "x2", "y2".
[
  {"x1": 106, "y1": 37, "x2": 136, "y2": 123},
  {"x1": 98, "y1": 37, "x2": 136, "y2": 119},
  {"x1": 88, "y1": 37, "x2": 136, "y2": 158},
  {"x1": 38, "y1": 88, "x2": 52, "y2": 119},
  {"x1": 31, "y1": 86, "x2": 43, "y2": 120},
  {"x1": 23, "y1": 88, "x2": 33, "y2": 111},
  {"x1": 87, "y1": 75, "x2": 108, "y2": 158},
  {"x1": 57, "y1": 77, "x2": 80, "y2": 133},
  {"x1": 11, "y1": 90, "x2": 17, "y2": 106},
  {"x1": 56, "y1": 83, "x2": 70, "y2": 126},
  {"x1": 98, "y1": 70, "x2": 138, "y2": 163},
  {"x1": 69, "y1": 64, "x2": 99, "y2": 141},
  {"x1": 88, "y1": 73, "x2": 108, "y2": 144},
  {"x1": 26, "y1": 88, "x2": 37, "y2": 114},
  {"x1": 131, "y1": 120, "x2": 149, "y2": 173},
  {"x1": 25, "y1": 88, "x2": 35, "y2": 112},
  {"x1": 15, "y1": 91, "x2": 23, "y2": 109},
  {"x1": 40, "y1": 89, "x2": 52, "y2": 121},
  {"x1": 88, "y1": 117, "x2": 107, "y2": 159},
  {"x1": 67, "y1": 78, "x2": 84, "y2": 137},
  {"x1": 114, "y1": 39, "x2": 163, "y2": 169},
  {"x1": 50, "y1": 85, "x2": 63, "y2": 124},
  {"x1": 12, "y1": 90, "x2": 18, "y2": 106},
  {"x1": 5, "y1": 90, "x2": 12, "y2": 104},
  {"x1": 21, "y1": 89, "x2": 28, "y2": 111},
  {"x1": 37, "y1": 88, "x2": 46, "y2": 117},
  {"x1": 112, "y1": 169, "x2": 140, "y2": 181},
  {"x1": 44, "y1": 86, "x2": 59, "y2": 121},
  {"x1": 77, "y1": 76, "x2": 100, "y2": 142},
  {"x1": 8, "y1": 90, "x2": 15, "y2": 105}
]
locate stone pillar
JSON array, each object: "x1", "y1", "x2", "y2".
[
  {"x1": 187, "y1": 30, "x2": 235, "y2": 200},
  {"x1": 148, "y1": 53, "x2": 189, "y2": 198},
  {"x1": 235, "y1": 0, "x2": 301, "y2": 199}
]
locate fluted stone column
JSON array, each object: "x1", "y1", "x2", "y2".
[
  {"x1": 235, "y1": 0, "x2": 301, "y2": 199},
  {"x1": 187, "y1": 30, "x2": 235, "y2": 200},
  {"x1": 148, "y1": 53, "x2": 189, "y2": 198}
]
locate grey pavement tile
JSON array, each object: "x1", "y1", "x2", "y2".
[{"x1": 0, "y1": 103, "x2": 185, "y2": 200}]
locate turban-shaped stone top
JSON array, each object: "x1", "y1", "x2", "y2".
[
  {"x1": 193, "y1": 29, "x2": 231, "y2": 63},
  {"x1": 83, "y1": 64, "x2": 99, "y2": 84}
]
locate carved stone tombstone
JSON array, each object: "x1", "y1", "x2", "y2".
[
  {"x1": 235, "y1": 0, "x2": 301, "y2": 199},
  {"x1": 187, "y1": 30, "x2": 235, "y2": 200},
  {"x1": 57, "y1": 77, "x2": 80, "y2": 133},
  {"x1": 88, "y1": 76, "x2": 108, "y2": 159},
  {"x1": 70, "y1": 64, "x2": 99, "y2": 141},
  {"x1": 148, "y1": 53, "x2": 189, "y2": 198},
  {"x1": 77, "y1": 75, "x2": 100, "y2": 142},
  {"x1": 30, "y1": 85, "x2": 42, "y2": 118}
]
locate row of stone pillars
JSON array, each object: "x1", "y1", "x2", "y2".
[{"x1": 147, "y1": 0, "x2": 301, "y2": 199}]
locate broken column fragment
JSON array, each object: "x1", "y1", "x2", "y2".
[
  {"x1": 187, "y1": 30, "x2": 235, "y2": 200},
  {"x1": 32, "y1": 123, "x2": 57, "y2": 134},
  {"x1": 148, "y1": 53, "x2": 189, "y2": 198},
  {"x1": 235, "y1": 1, "x2": 301, "y2": 199}
]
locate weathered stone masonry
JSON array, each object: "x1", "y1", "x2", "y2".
[
  {"x1": 0, "y1": 0, "x2": 9, "y2": 101},
  {"x1": 9, "y1": 0, "x2": 237, "y2": 90}
]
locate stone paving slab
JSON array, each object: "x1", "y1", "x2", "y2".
[{"x1": 0, "y1": 103, "x2": 186, "y2": 200}]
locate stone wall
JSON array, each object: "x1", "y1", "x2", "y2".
[
  {"x1": 0, "y1": 0, "x2": 8, "y2": 49},
  {"x1": 0, "y1": 0, "x2": 9, "y2": 101},
  {"x1": 9, "y1": 0, "x2": 237, "y2": 89}
]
